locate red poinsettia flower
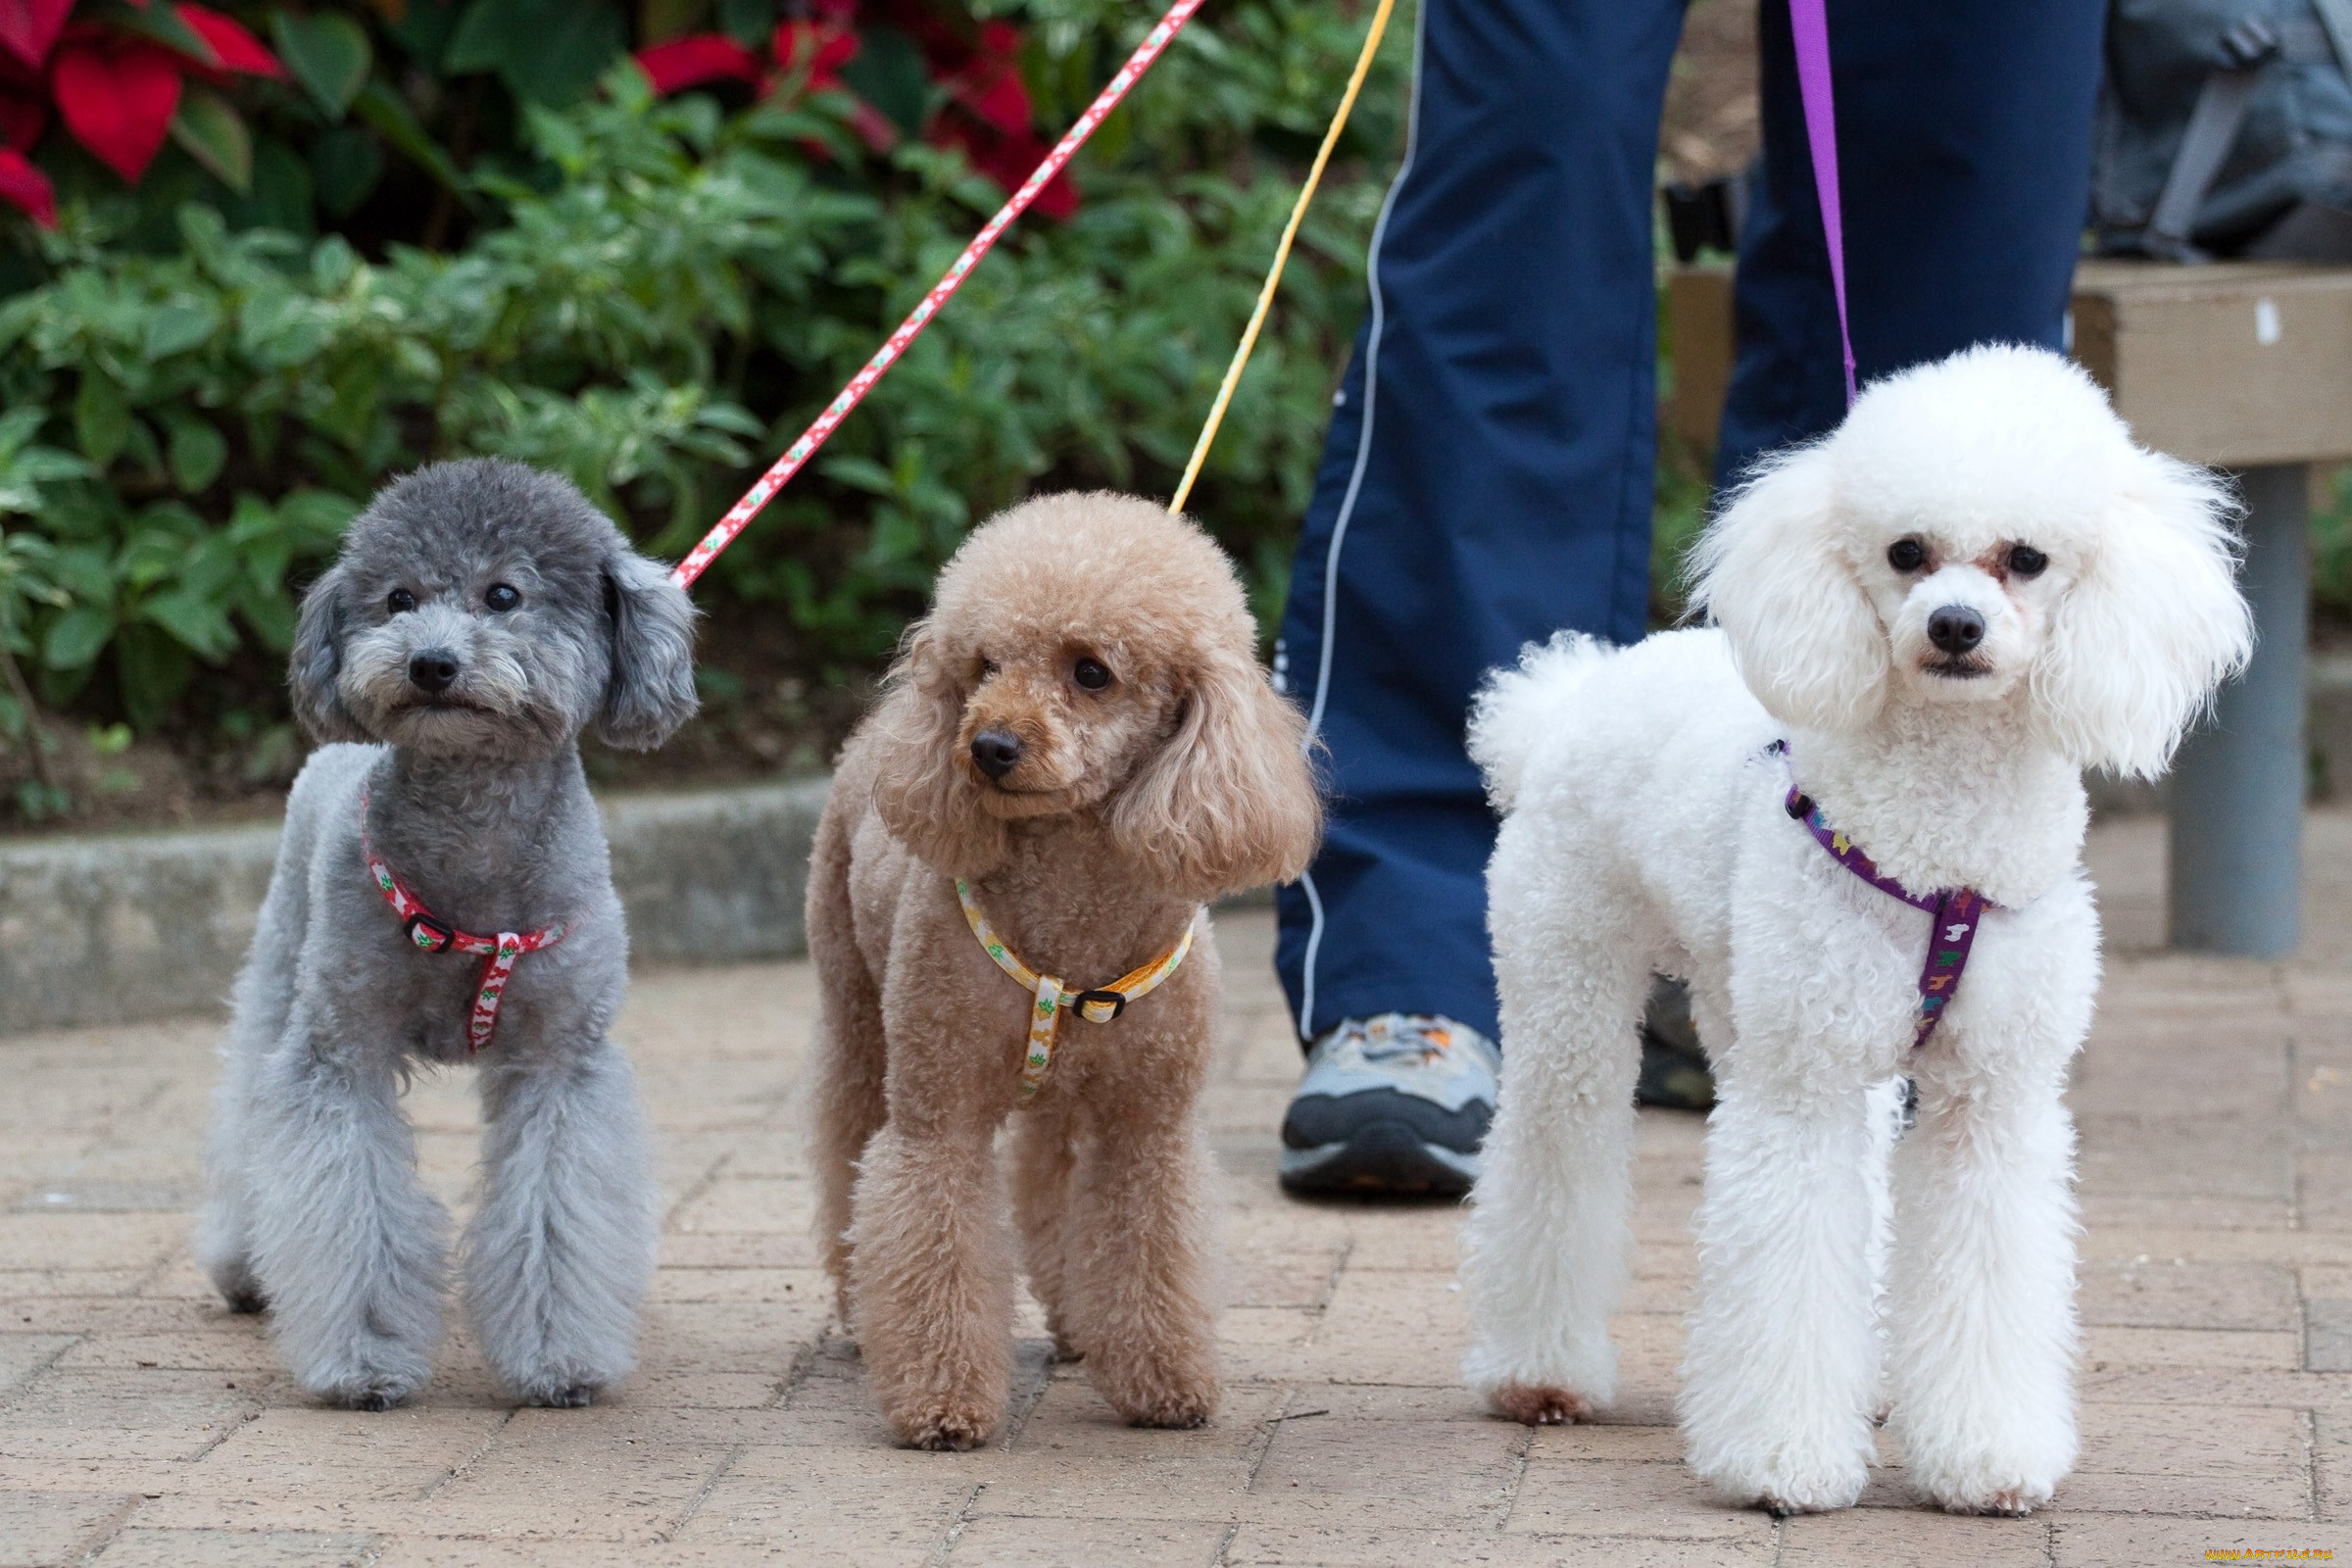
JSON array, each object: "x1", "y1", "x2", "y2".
[
  {"x1": 924, "y1": 19, "x2": 1073, "y2": 220},
  {"x1": 175, "y1": 3, "x2": 283, "y2": 81},
  {"x1": 0, "y1": 144, "x2": 51, "y2": 225},
  {"x1": 633, "y1": 7, "x2": 1074, "y2": 216},
  {"x1": 635, "y1": 32, "x2": 762, "y2": 95},
  {"x1": 0, "y1": 0, "x2": 72, "y2": 73},
  {"x1": 0, "y1": 0, "x2": 284, "y2": 220},
  {"x1": 51, "y1": 31, "x2": 181, "y2": 183}
]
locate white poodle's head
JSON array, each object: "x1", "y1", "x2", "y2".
[{"x1": 1691, "y1": 345, "x2": 2252, "y2": 779}]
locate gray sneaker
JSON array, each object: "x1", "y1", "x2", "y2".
[{"x1": 1278, "y1": 1014, "x2": 1500, "y2": 1197}]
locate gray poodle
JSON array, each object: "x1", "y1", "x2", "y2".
[{"x1": 193, "y1": 459, "x2": 698, "y2": 1410}]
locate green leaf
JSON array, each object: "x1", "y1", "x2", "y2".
[
  {"x1": 836, "y1": 23, "x2": 929, "y2": 138},
  {"x1": 310, "y1": 125, "x2": 387, "y2": 220},
  {"x1": 272, "y1": 10, "x2": 373, "y2": 120},
  {"x1": 714, "y1": 0, "x2": 775, "y2": 46},
  {"x1": 169, "y1": 88, "x2": 254, "y2": 195},
  {"x1": 446, "y1": 0, "x2": 627, "y2": 105},
  {"x1": 89, "y1": 0, "x2": 217, "y2": 64},
  {"x1": 42, "y1": 606, "x2": 115, "y2": 671},
  {"x1": 114, "y1": 622, "x2": 194, "y2": 732},
  {"x1": 352, "y1": 82, "x2": 468, "y2": 197},
  {"x1": 164, "y1": 416, "x2": 228, "y2": 495},
  {"x1": 143, "y1": 299, "x2": 221, "y2": 360},
  {"x1": 73, "y1": 373, "x2": 129, "y2": 468},
  {"x1": 142, "y1": 589, "x2": 238, "y2": 661}
]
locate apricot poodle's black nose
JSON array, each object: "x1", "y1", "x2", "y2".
[
  {"x1": 970, "y1": 727, "x2": 1024, "y2": 780},
  {"x1": 1927, "y1": 605, "x2": 1985, "y2": 656},
  {"x1": 408, "y1": 650, "x2": 461, "y2": 693}
]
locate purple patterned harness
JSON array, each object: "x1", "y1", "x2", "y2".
[{"x1": 1768, "y1": 742, "x2": 1993, "y2": 1048}]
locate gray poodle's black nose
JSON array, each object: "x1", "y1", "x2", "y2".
[
  {"x1": 1927, "y1": 605, "x2": 1985, "y2": 656},
  {"x1": 409, "y1": 651, "x2": 461, "y2": 693},
  {"x1": 970, "y1": 727, "x2": 1023, "y2": 780}
]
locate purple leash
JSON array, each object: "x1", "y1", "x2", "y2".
[
  {"x1": 1788, "y1": 0, "x2": 1857, "y2": 407},
  {"x1": 1768, "y1": 744, "x2": 1993, "y2": 1048}
]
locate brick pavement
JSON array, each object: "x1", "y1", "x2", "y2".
[{"x1": 2, "y1": 808, "x2": 2349, "y2": 1567}]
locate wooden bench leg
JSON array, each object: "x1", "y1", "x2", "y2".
[{"x1": 2169, "y1": 463, "x2": 2309, "y2": 956}]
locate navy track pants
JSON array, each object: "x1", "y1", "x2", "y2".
[{"x1": 1271, "y1": 0, "x2": 2105, "y2": 1044}]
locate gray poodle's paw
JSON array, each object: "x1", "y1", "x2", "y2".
[
  {"x1": 520, "y1": 1381, "x2": 600, "y2": 1409},
  {"x1": 329, "y1": 1377, "x2": 421, "y2": 1412}
]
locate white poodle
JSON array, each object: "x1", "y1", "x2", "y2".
[{"x1": 1458, "y1": 345, "x2": 2251, "y2": 1516}]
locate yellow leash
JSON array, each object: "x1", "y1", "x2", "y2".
[{"x1": 1169, "y1": 0, "x2": 1400, "y2": 514}]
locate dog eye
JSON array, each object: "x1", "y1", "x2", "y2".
[
  {"x1": 484, "y1": 583, "x2": 521, "y2": 612},
  {"x1": 1073, "y1": 657, "x2": 1111, "y2": 692},
  {"x1": 386, "y1": 588, "x2": 416, "y2": 614},
  {"x1": 1886, "y1": 539, "x2": 1926, "y2": 572},
  {"x1": 2007, "y1": 545, "x2": 2048, "y2": 578},
  {"x1": 978, "y1": 657, "x2": 998, "y2": 679}
]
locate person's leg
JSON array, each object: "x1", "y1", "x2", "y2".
[
  {"x1": 1716, "y1": 0, "x2": 2106, "y2": 486},
  {"x1": 1272, "y1": 0, "x2": 1682, "y2": 1194}
]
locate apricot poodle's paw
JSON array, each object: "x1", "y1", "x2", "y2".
[
  {"x1": 1115, "y1": 1382, "x2": 1217, "y2": 1430},
  {"x1": 1092, "y1": 1355, "x2": 1219, "y2": 1430},
  {"x1": 894, "y1": 1397, "x2": 1001, "y2": 1452},
  {"x1": 1491, "y1": 1384, "x2": 1592, "y2": 1426}
]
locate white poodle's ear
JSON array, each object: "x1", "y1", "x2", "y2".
[
  {"x1": 1690, "y1": 440, "x2": 1887, "y2": 732},
  {"x1": 2033, "y1": 451, "x2": 2252, "y2": 780}
]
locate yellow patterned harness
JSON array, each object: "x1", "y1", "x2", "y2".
[{"x1": 956, "y1": 880, "x2": 1198, "y2": 1101}]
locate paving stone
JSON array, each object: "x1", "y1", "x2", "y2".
[
  {"x1": 2, "y1": 820, "x2": 2349, "y2": 1562},
  {"x1": 1778, "y1": 1509, "x2": 2051, "y2": 1567},
  {"x1": 0, "y1": 1490, "x2": 129, "y2": 1566},
  {"x1": 89, "y1": 1527, "x2": 376, "y2": 1565},
  {"x1": 945, "y1": 1514, "x2": 1230, "y2": 1567}
]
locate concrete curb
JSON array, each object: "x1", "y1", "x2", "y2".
[{"x1": 0, "y1": 776, "x2": 830, "y2": 1036}]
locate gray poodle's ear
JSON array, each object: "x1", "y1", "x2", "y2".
[
  {"x1": 288, "y1": 564, "x2": 366, "y2": 744},
  {"x1": 598, "y1": 551, "x2": 700, "y2": 751},
  {"x1": 1110, "y1": 643, "x2": 1322, "y2": 903},
  {"x1": 865, "y1": 619, "x2": 1007, "y2": 877}
]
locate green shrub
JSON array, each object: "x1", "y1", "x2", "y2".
[{"x1": 0, "y1": 0, "x2": 1407, "y2": 788}]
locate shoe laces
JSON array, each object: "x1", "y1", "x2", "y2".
[{"x1": 1349, "y1": 1013, "x2": 1454, "y2": 1067}]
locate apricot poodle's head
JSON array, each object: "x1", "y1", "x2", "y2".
[{"x1": 865, "y1": 492, "x2": 1321, "y2": 900}]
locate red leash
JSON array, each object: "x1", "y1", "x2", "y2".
[{"x1": 668, "y1": 0, "x2": 1208, "y2": 590}]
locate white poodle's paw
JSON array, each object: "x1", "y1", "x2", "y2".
[
  {"x1": 1490, "y1": 1383, "x2": 1594, "y2": 1426},
  {"x1": 1910, "y1": 1450, "x2": 2067, "y2": 1517},
  {"x1": 1691, "y1": 1437, "x2": 1870, "y2": 1516}
]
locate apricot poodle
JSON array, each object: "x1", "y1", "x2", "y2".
[{"x1": 807, "y1": 492, "x2": 1321, "y2": 1450}]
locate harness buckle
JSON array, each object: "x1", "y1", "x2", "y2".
[
  {"x1": 1070, "y1": 988, "x2": 1128, "y2": 1021},
  {"x1": 404, "y1": 912, "x2": 455, "y2": 953}
]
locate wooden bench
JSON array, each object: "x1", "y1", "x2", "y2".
[{"x1": 1667, "y1": 258, "x2": 2352, "y2": 957}]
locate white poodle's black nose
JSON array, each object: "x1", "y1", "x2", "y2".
[
  {"x1": 408, "y1": 651, "x2": 461, "y2": 693},
  {"x1": 970, "y1": 727, "x2": 1023, "y2": 780},
  {"x1": 1927, "y1": 605, "x2": 1985, "y2": 656}
]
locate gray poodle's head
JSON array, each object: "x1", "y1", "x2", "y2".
[{"x1": 290, "y1": 460, "x2": 701, "y2": 760}]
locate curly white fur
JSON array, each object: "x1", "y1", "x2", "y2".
[{"x1": 1459, "y1": 346, "x2": 2251, "y2": 1515}]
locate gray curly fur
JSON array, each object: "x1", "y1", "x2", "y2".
[{"x1": 193, "y1": 460, "x2": 699, "y2": 1411}]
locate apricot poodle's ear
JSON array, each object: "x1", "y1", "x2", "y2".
[
  {"x1": 1112, "y1": 644, "x2": 1321, "y2": 903},
  {"x1": 1691, "y1": 439, "x2": 1889, "y2": 732},
  {"x1": 865, "y1": 619, "x2": 1006, "y2": 876},
  {"x1": 2034, "y1": 449, "x2": 2252, "y2": 780}
]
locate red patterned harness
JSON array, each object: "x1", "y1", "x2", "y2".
[{"x1": 358, "y1": 788, "x2": 573, "y2": 1052}]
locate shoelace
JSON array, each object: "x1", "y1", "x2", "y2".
[{"x1": 1348, "y1": 1016, "x2": 1455, "y2": 1067}]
